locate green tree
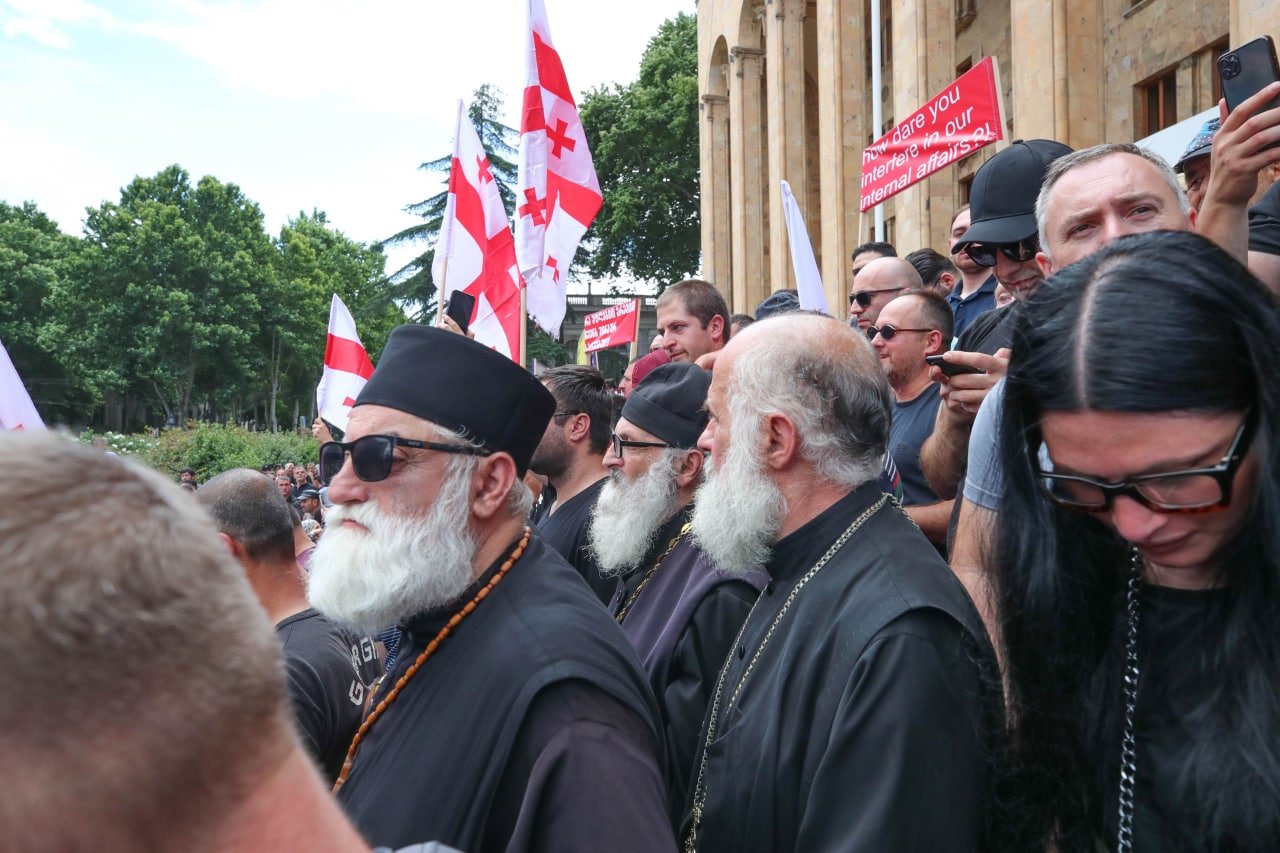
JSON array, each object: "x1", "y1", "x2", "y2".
[
  {"x1": 45, "y1": 165, "x2": 273, "y2": 426},
  {"x1": 578, "y1": 12, "x2": 700, "y2": 289},
  {"x1": 0, "y1": 202, "x2": 90, "y2": 421},
  {"x1": 266, "y1": 211, "x2": 401, "y2": 430},
  {"x1": 384, "y1": 84, "x2": 519, "y2": 321}
]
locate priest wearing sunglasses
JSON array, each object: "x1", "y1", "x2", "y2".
[{"x1": 307, "y1": 325, "x2": 675, "y2": 852}]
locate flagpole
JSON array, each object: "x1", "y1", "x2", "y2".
[
  {"x1": 520, "y1": 286, "x2": 529, "y2": 370},
  {"x1": 435, "y1": 256, "x2": 449, "y2": 325},
  {"x1": 436, "y1": 99, "x2": 464, "y2": 327}
]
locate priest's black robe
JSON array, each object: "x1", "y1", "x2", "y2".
[
  {"x1": 608, "y1": 506, "x2": 764, "y2": 825},
  {"x1": 337, "y1": 533, "x2": 676, "y2": 852},
  {"x1": 681, "y1": 483, "x2": 999, "y2": 852}
]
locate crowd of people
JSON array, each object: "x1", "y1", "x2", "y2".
[{"x1": 5, "y1": 82, "x2": 1280, "y2": 852}]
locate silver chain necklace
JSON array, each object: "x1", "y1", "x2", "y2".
[
  {"x1": 683, "y1": 494, "x2": 890, "y2": 853},
  {"x1": 1116, "y1": 549, "x2": 1143, "y2": 853}
]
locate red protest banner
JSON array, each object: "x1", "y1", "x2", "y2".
[
  {"x1": 859, "y1": 56, "x2": 1005, "y2": 212},
  {"x1": 582, "y1": 298, "x2": 641, "y2": 354}
]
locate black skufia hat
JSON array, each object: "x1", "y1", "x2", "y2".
[
  {"x1": 355, "y1": 325, "x2": 555, "y2": 476},
  {"x1": 621, "y1": 362, "x2": 710, "y2": 449},
  {"x1": 952, "y1": 139, "x2": 1073, "y2": 251}
]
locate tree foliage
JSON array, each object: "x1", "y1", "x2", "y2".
[
  {"x1": 578, "y1": 12, "x2": 700, "y2": 289},
  {"x1": 6, "y1": 165, "x2": 401, "y2": 432},
  {"x1": 385, "y1": 84, "x2": 519, "y2": 321}
]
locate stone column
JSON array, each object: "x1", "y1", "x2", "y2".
[
  {"x1": 890, "y1": 0, "x2": 955, "y2": 253},
  {"x1": 816, "y1": 0, "x2": 869, "y2": 308},
  {"x1": 730, "y1": 45, "x2": 767, "y2": 315},
  {"x1": 701, "y1": 93, "x2": 732, "y2": 292},
  {"x1": 765, "y1": 0, "x2": 809, "y2": 299},
  {"x1": 1010, "y1": 0, "x2": 1103, "y2": 148}
]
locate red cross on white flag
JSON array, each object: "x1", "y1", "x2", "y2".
[
  {"x1": 316, "y1": 294, "x2": 375, "y2": 432},
  {"x1": 0, "y1": 335, "x2": 45, "y2": 432},
  {"x1": 432, "y1": 100, "x2": 525, "y2": 363},
  {"x1": 516, "y1": 0, "x2": 603, "y2": 337}
]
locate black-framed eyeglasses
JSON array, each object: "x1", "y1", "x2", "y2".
[
  {"x1": 1036, "y1": 414, "x2": 1255, "y2": 514},
  {"x1": 553, "y1": 410, "x2": 581, "y2": 421},
  {"x1": 610, "y1": 432, "x2": 673, "y2": 459},
  {"x1": 849, "y1": 286, "x2": 905, "y2": 307},
  {"x1": 866, "y1": 324, "x2": 936, "y2": 341},
  {"x1": 318, "y1": 435, "x2": 490, "y2": 484},
  {"x1": 963, "y1": 237, "x2": 1039, "y2": 268}
]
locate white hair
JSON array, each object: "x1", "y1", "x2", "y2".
[
  {"x1": 724, "y1": 322, "x2": 889, "y2": 491},
  {"x1": 589, "y1": 447, "x2": 685, "y2": 576}
]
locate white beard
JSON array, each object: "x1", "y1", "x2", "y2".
[
  {"x1": 690, "y1": 430, "x2": 786, "y2": 572},
  {"x1": 589, "y1": 450, "x2": 683, "y2": 577},
  {"x1": 306, "y1": 463, "x2": 477, "y2": 635}
]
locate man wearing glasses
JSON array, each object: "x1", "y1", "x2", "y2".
[
  {"x1": 846, "y1": 256, "x2": 922, "y2": 333},
  {"x1": 945, "y1": 205, "x2": 997, "y2": 338},
  {"x1": 869, "y1": 290, "x2": 955, "y2": 549},
  {"x1": 307, "y1": 326, "x2": 674, "y2": 852},
  {"x1": 587, "y1": 362, "x2": 764, "y2": 827}
]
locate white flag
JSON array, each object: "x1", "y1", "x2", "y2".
[
  {"x1": 0, "y1": 336, "x2": 45, "y2": 431},
  {"x1": 780, "y1": 180, "x2": 830, "y2": 315}
]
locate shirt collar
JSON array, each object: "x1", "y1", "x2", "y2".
[{"x1": 764, "y1": 481, "x2": 885, "y2": 582}]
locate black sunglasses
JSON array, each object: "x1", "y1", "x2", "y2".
[
  {"x1": 849, "y1": 286, "x2": 905, "y2": 307},
  {"x1": 318, "y1": 435, "x2": 490, "y2": 484},
  {"x1": 963, "y1": 237, "x2": 1039, "y2": 268},
  {"x1": 1036, "y1": 413, "x2": 1254, "y2": 514},
  {"x1": 866, "y1": 324, "x2": 935, "y2": 341},
  {"x1": 610, "y1": 432, "x2": 673, "y2": 459}
]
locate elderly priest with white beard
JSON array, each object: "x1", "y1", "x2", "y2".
[
  {"x1": 587, "y1": 362, "x2": 764, "y2": 826},
  {"x1": 307, "y1": 325, "x2": 675, "y2": 853},
  {"x1": 681, "y1": 313, "x2": 1000, "y2": 852}
]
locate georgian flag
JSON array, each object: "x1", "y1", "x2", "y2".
[
  {"x1": 432, "y1": 100, "x2": 525, "y2": 363},
  {"x1": 0, "y1": 335, "x2": 45, "y2": 431},
  {"x1": 316, "y1": 294, "x2": 374, "y2": 433},
  {"x1": 515, "y1": 0, "x2": 603, "y2": 337}
]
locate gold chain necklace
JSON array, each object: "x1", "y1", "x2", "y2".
[
  {"x1": 683, "y1": 495, "x2": 888, "y2": 852},
  {"x1": 332, "y1": 527, "x2": 531, "y2": 793},
  {"x1": 615, "y1": 522, "x2": 692, "y2": 624}
]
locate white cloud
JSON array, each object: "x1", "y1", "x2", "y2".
[{"x1": 0, "y1": 0, "x2": 116, "y2": 48}]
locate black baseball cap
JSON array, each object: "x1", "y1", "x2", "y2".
[{"x1": 952, "y1": 139, "x2": 1073, "y2": 251}]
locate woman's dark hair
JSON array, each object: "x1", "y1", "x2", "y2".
[{"x1": 993, "y1": 230, "x2": 1280, "y2": 848}]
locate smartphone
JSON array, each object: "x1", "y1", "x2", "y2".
[
  {"x1": 444, "y1": 290, "x2": 476, "y2": 335},
  {"x1": 1218, "y1": 37, "x2": 1280, "y2": 117},
  {"x1": 925, "y1": 354, "x2": 984, "y2": 376}
]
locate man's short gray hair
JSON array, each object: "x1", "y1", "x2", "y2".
[
  {"x1": 725, "y1": 315, "x2": 890, "y2": 490},
  {"x1": 1036, "y1": 142, "x2": 1190, "y2": 261},
  {"x1": 0, "y1": 433, "x2": 292, "y2": 848}
]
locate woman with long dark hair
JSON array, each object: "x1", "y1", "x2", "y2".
[{"x1": 993, "y1": 230, "x2": 1280, "y2": 851}]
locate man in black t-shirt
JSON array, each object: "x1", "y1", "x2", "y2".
[
  {"x1": 197, "y1": 469, "x2": 380, "y2": 783},
  {"x1": 528, "y1": 365, "x2": 616, "y2": 603}
]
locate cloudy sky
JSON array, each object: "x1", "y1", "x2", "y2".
[{"x1": 0, "y1": 0, "x2": 694, "y2": 275}]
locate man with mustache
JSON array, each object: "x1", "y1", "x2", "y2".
[
  {"x1": 587, "y1": 362, "x2": 763, "y2": 824},
  {"x1": 308, "y1": 325, "x2": 673, "y2": 852},
  {"x1": 680, "y1": 313, "x2": 997, "y2": 852}
]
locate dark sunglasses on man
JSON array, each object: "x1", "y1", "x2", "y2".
[
  {"x1": 962, "y1": 236, "x2": 1039, "y2": 268},
  {"x1": 866, "y1": 324, "x2": 935, "y2": 341},
  {"x1": 318, "y1": 434, "x2": 490, "y2": 484},
  {"x1": 849, "y1": 286, "x2": 905, "y2": 307}
]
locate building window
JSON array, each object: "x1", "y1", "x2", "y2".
[
  {"x1": 1139, "y1": 69, "x2": 1177, "y2": 136},
  {"x1": 1208, "y1": 38, "x2": 1229, "y2": 106}
]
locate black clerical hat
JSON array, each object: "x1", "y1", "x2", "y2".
[
  {"x1": 355, "y1": 325, "x2": 555, "y2": 476},
  {"x1": 621, "y1": 362, "x2": 710, "y2": 449}
]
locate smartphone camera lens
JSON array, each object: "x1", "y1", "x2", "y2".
[{"x1": 1220, "y1": 53, "x2": 1242, "y2": 79}]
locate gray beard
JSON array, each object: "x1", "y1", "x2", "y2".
[
  {"x1": 306, "y1": 464, "x2": 477, "y2": 635},
  {"x1": 690, "y1": 436, "x2": 785, "y2": 573},
  {"x1": 589, "y1": 450, "x2": 683, "y2": 577}
]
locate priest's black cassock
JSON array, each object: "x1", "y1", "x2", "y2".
[
  {"x1": 337, "y1": 532, "x2": 676, "y2": 852},
  {"x1": 608, "y1": 505, "x2": 764, "y2": 824},
  {"x1": 682, "y1": 482, "x2": 1000, "y2": 852}
]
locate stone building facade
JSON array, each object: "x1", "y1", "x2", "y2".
[{"x1": 696, "y1": 0, "x2": 1278, "y2": 313}]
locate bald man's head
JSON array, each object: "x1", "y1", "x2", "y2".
[{"x1": 848, "y1": 257, "x2": 925, "y2": 332}]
